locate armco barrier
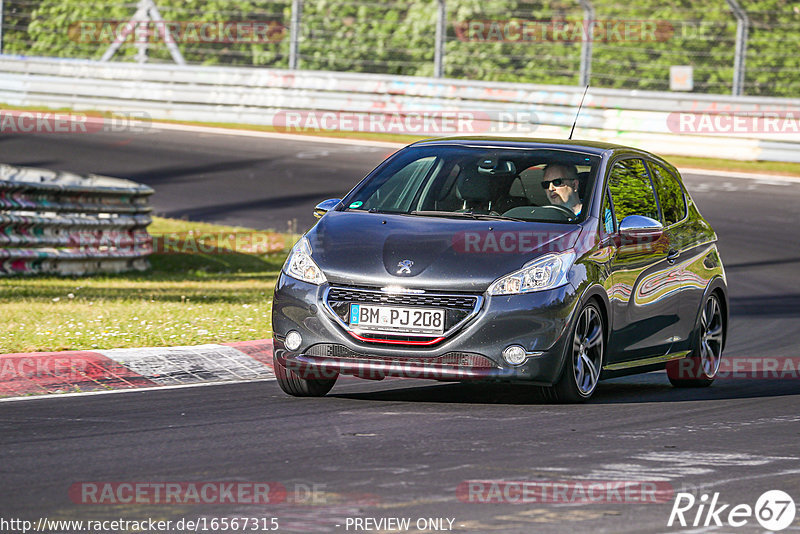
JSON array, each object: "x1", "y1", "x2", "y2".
[
  {"x1": 1, "y1": 56, "x2": 799, "y2": 162},
  {"x1": 0, "y1": 164, "x2": 153, "y2": 276}
]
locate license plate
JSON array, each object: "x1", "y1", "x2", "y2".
[{"x1": 349, "y1": 304, "x2": 445, "y2": 335}]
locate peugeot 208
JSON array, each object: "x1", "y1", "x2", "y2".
[{"x1": 271, "y1": 138, "x2": 728, "y2": 402}]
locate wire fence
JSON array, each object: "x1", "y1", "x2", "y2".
[{"x1": 1, "y1": 0, "x2": 798, "y2": 97}]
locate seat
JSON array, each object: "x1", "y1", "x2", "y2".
[
  {"x1": 494, "y1": 178, "x2": 529, "y2": 213},
  {"x1": 456, "y1": 169, "x2": 498, "y2": 213}
]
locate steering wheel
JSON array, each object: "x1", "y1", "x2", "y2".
[{"x1": 536, "y1": 204, "x2": 577, "y2": 220}]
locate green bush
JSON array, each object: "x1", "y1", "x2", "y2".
[
  {"x1": 2, "y1": 0, "x2": 798, "y2": 96},
  {"x1": 5, "y1": 0, "x2": 290, "y2": 66}
]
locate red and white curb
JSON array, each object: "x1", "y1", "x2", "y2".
[{"x1": 0, "y1": 340, "x2": 274, "y2": 399}]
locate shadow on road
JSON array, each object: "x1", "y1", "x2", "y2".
[
  {"x1": 3, "y1": 160, "x2": 59, "y2": 168},
  {"x1": 163, "y1": 190, "x2": 344, "y2": 221},
  {"x1": 725, "y1": 257, "x2": 800, "y2": 271},
  {"x1": 329, "y1": 372, "x2": 800, "y2": 405},
  {"x1": 130, "y1": 158, "x2": 275, "y2": 184}
]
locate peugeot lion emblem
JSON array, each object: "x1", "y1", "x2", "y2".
[{"x1": 396, "y1": 259, "x2": 414, "y2": 275}]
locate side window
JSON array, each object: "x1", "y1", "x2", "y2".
[
  {"x1": 649, "y1": 162, "x2": 687, "y2": 226},
  {"x1": 602, "y1": 189, "x2": 615, "y2": 234},
  {"x1": 607, "y1": 158, "x2": 659, "y2": 225}
]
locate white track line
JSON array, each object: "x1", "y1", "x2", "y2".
[
  {"x1": 0, "y1": 377, "x2": 276, "y2": 403},
  {"x1": 149, "y1": 121, "x2": 405, "y2": 148},
  {"x1": 679, "y1": 167, "x2": 800, "y2": 183}
]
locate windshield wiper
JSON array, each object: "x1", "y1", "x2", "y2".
[
  {"x1": 469, "y1": 212, "x2": 526, "y2": 222},
  {"x1": 409, "y1": 210, "x2": 475, "y2": 219},
  {"x1": 408, "y1": 210, "x2": 524, "y2": 222}
]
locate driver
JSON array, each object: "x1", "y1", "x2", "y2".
[{"x1": 541, "y1": 164, "x2": 582, "y2": 215}]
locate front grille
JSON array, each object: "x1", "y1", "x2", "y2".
[
  {"x1": 327, "y1": 287, "x2": 478, "y2": 309},
  {"x1": 305, "y1": 344, "x2": 497, "y2": 369},
  {"x1": 324, "y1": 285, "x2": 482, "y2": 345}
]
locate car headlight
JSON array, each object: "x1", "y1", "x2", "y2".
[
  {"x1": 282, "y1": 236, "x2": 327, "y2": 285},
  {"x1": 488, "y1": 251, "x2": 575, "y2": 295}
]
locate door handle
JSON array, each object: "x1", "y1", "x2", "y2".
[{"x1": 667, "y1": 249, "x2": 680, "y2": 264}]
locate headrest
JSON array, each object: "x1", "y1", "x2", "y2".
[{"x1": 457, "y1": 169, "x2": 494, "y2": 202}]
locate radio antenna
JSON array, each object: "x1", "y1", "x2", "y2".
[{"x1": 568, "y1": 85, "x2": 589, "y2": 140}]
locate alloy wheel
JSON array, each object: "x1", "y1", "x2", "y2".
[
  {"x1": 573, "y1": 305, "x2": 604, "y2": 396},
  {"x1": 699, "y1": 295, "x2": 723, "y2": 378}
]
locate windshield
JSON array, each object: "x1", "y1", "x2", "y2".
[{"x1": 343, "y1": 145, "x2": 601, "y2": 223}]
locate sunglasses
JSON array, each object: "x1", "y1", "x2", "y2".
[{"x1": 540, "y1": 178, "x2": 568, "y2": 189}]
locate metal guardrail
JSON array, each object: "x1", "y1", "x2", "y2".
[
  {"x1": 5, "y1": 0, "x2": 796, "y2": 97},
  {"x1": 0, "y1": 163, "x2": 153, "y2": 276},
  {"x1": 1, "y1": 56, "x2": 799, "y2": 162}
]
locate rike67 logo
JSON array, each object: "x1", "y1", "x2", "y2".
[{"x1": 668, "y1": 490, "x2": 796, "y2": 530}]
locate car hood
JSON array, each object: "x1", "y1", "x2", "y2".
[{"x1": 306, "y1": 211, "x2": 582, "y2": 292}]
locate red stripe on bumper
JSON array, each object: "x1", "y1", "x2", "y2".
[{"x1": 347, "y1": 332, "x2": 445, "y2": 345}]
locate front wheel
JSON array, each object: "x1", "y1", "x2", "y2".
[
  {"x1": 545, "y1": 302, "x2": 605, "y2": 403},
  {"x1": 667, "y1": 294, "x2": 724, "y2": 388},
  {"x1": 273, "y1": 354, "x2": 337, "y2": 397}
]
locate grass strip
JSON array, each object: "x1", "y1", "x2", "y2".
[{"x1": 0, "y1": 217, "x2": 293, "y2": 354}]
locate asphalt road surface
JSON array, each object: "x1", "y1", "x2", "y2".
[
  {"x1": 2, "y1": 127, "x2": 800, "y2": 533},
  {"x1": 0, "y1": 127, "x2": 394, "y2": 231}
]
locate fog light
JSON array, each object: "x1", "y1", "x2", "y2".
[
  {"x1": 285, "y1": 330, "x2": 302, "y2": 351},
  {"x1": 502, "y1": 345, "x2": 527, "y2": 366}
]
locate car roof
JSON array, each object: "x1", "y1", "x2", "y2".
[{"x1": 409, "y1": 136, "x2": 639, "y2": 156}]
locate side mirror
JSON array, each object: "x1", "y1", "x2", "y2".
[
  {"x1": 619, "y1": 215, "x2": 663, "y2": 243},
  {"x1": 313, "y1": 198, "x2": 342, "y2": 219}
]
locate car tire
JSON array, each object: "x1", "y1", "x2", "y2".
[
  {"x1": 667, "y1": 294, "x2": 724, "y2": 388},
  {"x1": 544, "y1": 301, "x2": 605, "y2": 403},
  {"x1": 273, "y1": 354, "x2": 337, "y2": 397}
]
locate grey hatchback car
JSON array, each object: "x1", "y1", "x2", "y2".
[{"x1": 271, "y1": 137, "x2": 728, "y2": 402}]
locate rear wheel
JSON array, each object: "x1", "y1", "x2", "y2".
[
  {"x1": 545, "y1": 302, "x2": 604, "y2": 403},
  {"x1": 273, "y1": 354, "x2": 337, "y2": 397},
  {"x1": 667, "y1": 294, "x2": 724, "y2": 387}
]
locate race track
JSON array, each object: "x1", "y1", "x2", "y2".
[
  {"x1": 0, "y1": 127, "x2": 393, "y2": 231},
  {"x1": 2, "y1": 127, "x2": 799, "y2": 533}
]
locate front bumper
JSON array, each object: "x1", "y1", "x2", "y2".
[{"x1": 272, "y1": 274, "x2": 582, "y2": 385}]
